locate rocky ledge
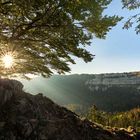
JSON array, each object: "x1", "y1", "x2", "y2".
[{"x1": 0, "y1": 78, "x2": 139, "y2": 140}]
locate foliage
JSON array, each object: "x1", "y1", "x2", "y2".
[
  {"x1": 86, "y1": 105, "x2": 107, "y2": 124},
  {"x1": 0, "y1": 0, "x2": 121, "y2": 77},
  {"x1": 122, "y1": 0, "x2": 140, "y2": 34},
  {"x1": 86, "y1": 106, "x2": 140, "y2": 131}
]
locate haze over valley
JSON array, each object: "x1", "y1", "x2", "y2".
[{"x1": 20, "y1": 71, "x2": 140, "y2": 113}]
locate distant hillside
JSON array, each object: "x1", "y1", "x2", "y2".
[{"x1": 20, "y1": 72, "x2": 140, "y2": 112}]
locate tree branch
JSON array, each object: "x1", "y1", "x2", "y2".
[{"x1": 1, "y1": 1, "x2": 12, "y2": 5}]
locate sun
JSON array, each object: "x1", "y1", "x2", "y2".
[{"x1": 2, "y1": 54, "x2": 14, "y2": 68}]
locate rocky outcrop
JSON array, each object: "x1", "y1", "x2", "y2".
[
  {"x1": 0, "y1": 78, "x2": 139, "y2": 140},
  {"x1": 0, "y1": 79, "x2": 23, "y2": 106}
]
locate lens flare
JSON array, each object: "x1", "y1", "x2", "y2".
[{"x1": 2, "y1": 54, "x2": 14, "y2": 68}]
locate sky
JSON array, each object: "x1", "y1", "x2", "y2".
[
  {"x1": 69, "y1": 0, "x2": 140, "y2": 74},
  {"x1": 19, "y1": 1, "x2": 140, "y2": 96}
]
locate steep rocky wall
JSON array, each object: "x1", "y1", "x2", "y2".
[{"x1": 85, "y1": 72, "x2": 140, "y2": 91}]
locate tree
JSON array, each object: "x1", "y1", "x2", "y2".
[
  {"x1": 86, "y1": 106, "x2": 107, "y2": 125},
  {"x1": 0, "y1": 0, "x2": 121, "y2": 78},
  {"x1": 122, "y1": 0, "x2": 140, "y2": 34}
]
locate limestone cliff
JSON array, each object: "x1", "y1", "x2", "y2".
[{"x1": 85, "y1": 72, "x2": 140, "y2": 91}]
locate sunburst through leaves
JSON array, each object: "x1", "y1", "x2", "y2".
[
  {"x1": 0, "y1": 43, "x2": 18, "y2": 71},
  {"x1": 2, "y1": 53, "x2": 14, "y2": 68}
]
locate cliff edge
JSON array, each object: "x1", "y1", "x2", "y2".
[{"x1": 0, "y1": 78, "x2": 139, "y2": 140}]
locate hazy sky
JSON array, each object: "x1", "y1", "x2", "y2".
[{"x1": 69, "y1": 1, "x2": 140, "y2": 74}]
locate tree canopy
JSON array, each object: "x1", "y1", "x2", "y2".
[
  {"x1": 0, "y1": 0, "x2": 121, "y2": 78},
  {"x1": 122, "y1": 0, "x2": 140, "y2": 34}
]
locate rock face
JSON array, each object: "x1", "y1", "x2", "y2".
[
  {"x1": 85, "y1": 72, "x2": 140, "y2": 91},
  {"x1": 0, "y1": 78, "x2": 139, "y2": 140}
]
